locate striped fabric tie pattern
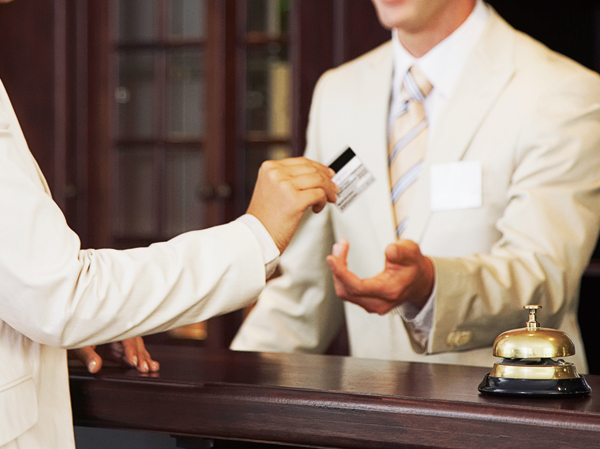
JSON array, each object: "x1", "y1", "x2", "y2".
[{"x1": 389, "y1": 66, "x2": 432, "y2": 238}]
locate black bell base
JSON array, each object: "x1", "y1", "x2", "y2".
[{"x1": 478, "y1": 373, "x2": 592, "y2": 397}]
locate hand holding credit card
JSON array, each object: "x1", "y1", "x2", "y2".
[{"x1": 328, "y1": 148, "x2": 375, "y2": 211}]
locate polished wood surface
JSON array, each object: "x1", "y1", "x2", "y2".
[{"x1": 70, "y1": 345, "x2": 600, "y2": 449}]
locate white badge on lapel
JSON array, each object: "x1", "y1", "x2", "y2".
[{"x1": 430, "y1": 161, "x2": 482, "y2": 211}]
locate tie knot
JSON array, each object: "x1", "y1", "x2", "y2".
[{"x1": 402, "y1": 66, "x2": 432, "y2": 102}]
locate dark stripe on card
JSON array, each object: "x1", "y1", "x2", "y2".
[{"x1": 329, "y1": 147, "x2": 356, "y2": 173}]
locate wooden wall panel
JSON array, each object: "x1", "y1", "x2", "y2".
[
  {"x1": 0, "y1": 0, "x2": 85, "y2": 240},
  {"x1": 0, "y1": 0, "x2": 59, "y2": 189}
]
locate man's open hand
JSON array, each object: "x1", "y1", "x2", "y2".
[{"x1": 326, "y1": 238, "x2": 434, "y2": 314}]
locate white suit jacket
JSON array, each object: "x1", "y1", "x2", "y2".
[
  {"x1": 0, "y1": 81, "x2": 267, "y2": 447},
  {"x1": 232, "y1": 8, "x2": 600, "y2": 373}
]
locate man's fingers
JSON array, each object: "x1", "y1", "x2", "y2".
[
  {"x1": 121, "y1": 337, "x2": 160, "y2": 373},
  {"x1": 135, "y1": 337, "x2": 160, "y2": 372},
  {"x1": 263, "y1": 157, "x2": 334, "y2": 180},
  {"x1": 311, "y1": 197, "x2": 327, "y2": 214},
  {"x1": 328, "y1": 239, "x2": 398, "y2": 304},
  {"x1": 73, "y1": 347, "x2": 103, "y2": 374},
  {"x1": 327, "y1": 252, "x2": 362, "y2": 292},
  {"x1": 385, "y1": 240, "x2": 423, "y2": 265},
  {"x1": 267, "y1": 157, "x2": 338, "y2": 203},
  {"x1": 293, "y1": 188, "x2": 330, "y2": 215},
  {"x1": 276, "y1": 156, "x2": 335, "y2": 175},
  {"x1": 327, "y1": 257, "x2": 394, "y2": 314},
  {"x1": 121, "y1": 338, "x2": 140, "y2": 368},
  {"x1": 329, "y1": 258, "x2": 376, "y2": 297},
  {"x1": 73, "y1": 339, "x2": 160, "y2": 375},
  {"x1": 327, "y1": 239, "x2": 352, "y2": 290},
  {"x1": 288, "y1": 172, "x2": 338, "y2": 202},
  {"x1": 331, "y1": 239, "x2": 349, "y2": 265}
]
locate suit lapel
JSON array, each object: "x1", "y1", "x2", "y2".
[
  {"x1": 428, "y1": 12, "x2": 516, "y2": 163},
  {"x1": 356, "y1": 44, "x2": 398, "y2": 247},
  {"x1": 407, "y1": 10, "x2": 517, "y2": 243}
]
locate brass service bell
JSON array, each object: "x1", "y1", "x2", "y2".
[{"x1": 478, "y1": 305, "x2": 591, "y2": 396}]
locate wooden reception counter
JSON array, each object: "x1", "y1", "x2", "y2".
[{"x1": 69, "y1": 345, "x2": 600, "y2": 448}]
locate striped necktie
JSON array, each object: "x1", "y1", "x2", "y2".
[{"x1": 389, "y1": 66, "x2": 432, "y2": 238}]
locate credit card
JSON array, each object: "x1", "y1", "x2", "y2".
[{"x1": 328, "y1": 147, "x2": 375, "y2": 211}]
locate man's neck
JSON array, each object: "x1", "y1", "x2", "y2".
[{"x1": 396, "y1": 1, "x2": 476, "y2": 58}]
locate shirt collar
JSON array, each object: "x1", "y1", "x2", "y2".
[{"x1": 392, "y1": 0, "x2": 489, "y2": 100}]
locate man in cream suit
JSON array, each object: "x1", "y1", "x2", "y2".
[
  {"x1": 0, "y1": 57, "x2": 338, "y2": 449},
  {"x1": 232, "y1": 0, "x2": 600, "y2": 373}
]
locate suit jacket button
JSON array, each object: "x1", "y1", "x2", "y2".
[{"x1": 446, "y1": 330, "x2": 472, "y2": 347}]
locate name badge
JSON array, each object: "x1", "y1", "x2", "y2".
[
  {"x1": 328, "y1": 148, "x2": 375, "y2": 211},
  {"x1": 431, "y1": 161, "x2": 482, "y2": 211}
]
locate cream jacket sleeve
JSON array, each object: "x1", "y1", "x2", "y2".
[{"x1": 0, "y1": 80, "x2": 267, "y2": 348}]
